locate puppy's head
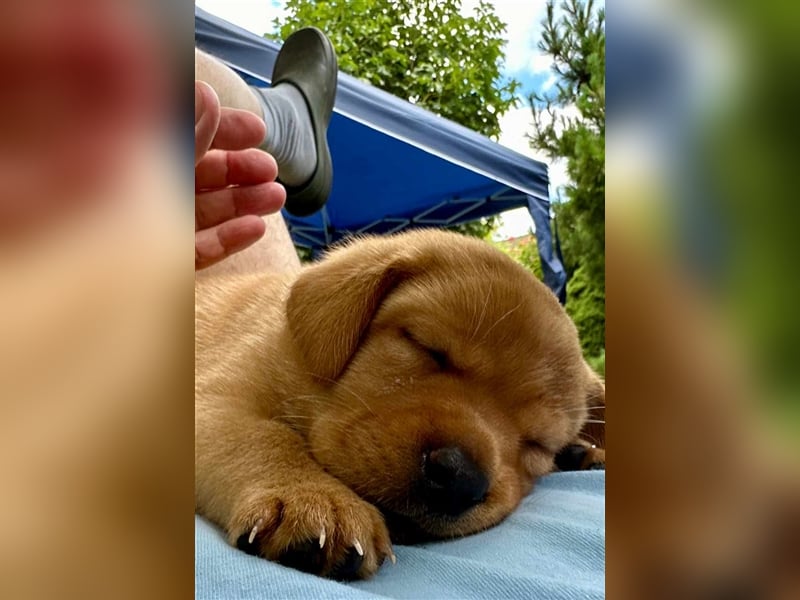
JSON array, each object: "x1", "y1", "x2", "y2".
[{"x1": 286, "y1": 229, "x2": 603, "y2": 541}]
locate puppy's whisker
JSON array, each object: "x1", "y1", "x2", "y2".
[
  {"x1": 303, "y1": 396, "x2": 372, "y2": 421},
  {"x1": 293, "y1": 371, "x2": 377, "y2": 417},
  {"x1": 469, "y1": 280, "x2": 493, "y2": 341},
  {"x1": 479, "y1": 302, "x2": 523, "y2": 343},
  {"x1": 336, "y1": 391, "x2": 376, "y2": 417},
  {"x1": 553, "y1": 406, "x2": 602, "y2": 414},
  {"x1": 582, "y1": 419, "x2": 606, "y2": 425},
  {"x1": 283, "y1": 416, "x2": 355, "y2": 432},
  {"x1": 298, "y1": 415, "x2": 354, "y2": 429}
]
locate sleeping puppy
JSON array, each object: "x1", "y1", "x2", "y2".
[{"x1": 195, "y1": 229, "x2": 605, "y2": 580}]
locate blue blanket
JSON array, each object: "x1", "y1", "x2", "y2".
[{"x1": 196, "y1": 471, "x2": 605, "y2": 599}]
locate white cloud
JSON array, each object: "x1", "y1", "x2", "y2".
[
  {"x1": 528, "y1": 52, "x2": 554, "y2": 74},
  {"x1": 460, "y1": 0, "x2": 551, "y2": 77},
  {"x1": 541, "y1": 73, "x2": 558, "y2": 92}
]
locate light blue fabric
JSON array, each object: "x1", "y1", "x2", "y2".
[{"x1": 196, "y1": 471, "x2": 604, "y2": 599}]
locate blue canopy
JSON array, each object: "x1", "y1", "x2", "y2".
[{"x1": 195, "y1": 7, "x2": 566, "y2": 299}]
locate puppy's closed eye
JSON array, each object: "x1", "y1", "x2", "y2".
[{"x1": 401, "y1": 328, "x2": 451, "y2": 371}]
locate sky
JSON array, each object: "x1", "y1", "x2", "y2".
[{"x1": 195, "y1": 0, "x2": 577, "y2": 240}]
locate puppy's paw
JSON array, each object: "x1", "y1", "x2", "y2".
[
  {"x1": 227, "y1": 483, "x2": 394, "y2": 580},
  {"x1": 555, "y1": 443, "x2": 605, "y2": 471}
]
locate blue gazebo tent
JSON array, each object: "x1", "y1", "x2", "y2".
[{"x1": 195, "y1": 7, "x2": 566, "y2": 301}]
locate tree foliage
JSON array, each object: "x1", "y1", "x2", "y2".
[
  {"x1": 274, "y1": 0, "x2": 521, "y2": 238},
  {"x1": 528, "y1": 0, "x2": 605, "y2": 358},
  {"x1": 274, "y1": 0, "x2": 519, "y2": 139},
  {"x1": 565, "y1": 263, "x2": 605, "y2": 357}
]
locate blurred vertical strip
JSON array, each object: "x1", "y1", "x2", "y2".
[
  {"x1": 0, "y1": 0, "x2": 196, "y2": 598},
  {"x1": 607, "y1": 0, "x2": 800, "y2": 598}
]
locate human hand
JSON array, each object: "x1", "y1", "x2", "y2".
[{"x1": 195, "y1": 81, "x2": 286, "y2": 270}]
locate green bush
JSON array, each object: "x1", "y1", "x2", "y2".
[
  {"x1": 585, "y1": 349, "x2": 605, "y2": 377},
  {"x1": 565, "y1": 264, "x2": 605, "y2": 359}
]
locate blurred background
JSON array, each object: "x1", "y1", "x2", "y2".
[{"x1": 606, "y1": 0, "x2": 800, "y2": 597}]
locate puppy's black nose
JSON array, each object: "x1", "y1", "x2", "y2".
[{"x1": 421, "y1": 447, "x2": 489, "y2": 516}]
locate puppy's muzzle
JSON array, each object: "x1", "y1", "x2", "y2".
[{"x1": 421, "y1": 447, "x2": 489, "y2": 516}]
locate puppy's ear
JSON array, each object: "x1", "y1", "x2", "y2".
[
  {"x1": 580, "y1": 368, "x2": 605, "y2": 449},
  {"x1": 286, "y1": 246, "x2": 406, "y2": 381}
]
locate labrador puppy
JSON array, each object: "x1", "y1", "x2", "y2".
[{"x1": 195, "y1": 229, "x2": 605, "y2": 580}]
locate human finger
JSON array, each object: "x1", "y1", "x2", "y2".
[
  {"x1": 195, "y1": 148, "x2": 278, "y2": 191},
  {"x1": 212, "y1": 107, "x2": 266, "y2": 150},
  {"x1": 195, "y1": 181, "x2": 286, "y2": 231},
  {"x1": 195, "y1": 215, "x2": 267, "y2": 270}
]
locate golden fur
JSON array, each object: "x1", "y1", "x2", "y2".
[{"x1": 195, "y1": 229, "x2": 604, "y2": 579}]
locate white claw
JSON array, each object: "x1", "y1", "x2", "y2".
[
  {"x1": 319, "y1": 528, "x2": 326, "y2": 549},
  {"x1": 389, "y1": 551, "x2": 397, "y2": 565},
  {"x1": 248, "y1": 524, "x2": 259, "y2": 545},
  {"x1": 248, "y1": 518, "x2": 265, "y2": 545},
  {"x1": 353, "y1": 539, "x2": 364, "y2": 557}
]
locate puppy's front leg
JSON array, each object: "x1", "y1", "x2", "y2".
[{"x1": 195, "y1": 400, "x2": 392, "y2": 579}]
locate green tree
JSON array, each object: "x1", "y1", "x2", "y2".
[
  {"x1": 528, "y1": 0, "x2": 605, "y2": 358},
  {"x1": 274, "y1": 0, "x2": 520, "y2": 238}
]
